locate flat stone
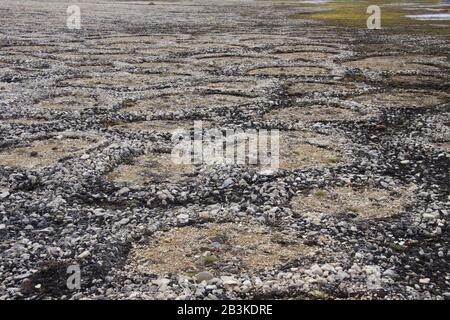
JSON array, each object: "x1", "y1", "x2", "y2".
[
  {"x1": 196, "y1": 271, "x2": 214, "y2": 283},
  {"x1": 78, "y1": 250, "x2": 91, "y2": 260}
]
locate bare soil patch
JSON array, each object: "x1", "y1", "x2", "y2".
[
  {"x1": 196, "y1": 55, "x2": 261, "y2": 65},
  {"x1": 388, "y1": 74, "x2": 445, "y2": 87},
  {"x1": 1, "y1": 118, "x2": 51, "y2": 125},
  {"x1": 132, "y1": 61, "x2": 187, "y2": 69},
  {"x1": 54, "y1": 53, "x2": 132, "y2": 63},
  {"x1": 124, "y1": 93, "x2": 255, "y2": 112},
  {"x1": 349, "y1": 91, "x2": 449, "y2": 108},
  {"x1": 263, "y1": 105, "x2": 359, "y2": 123},
  {"x1": 3, "y1": 45, "x2": 56, "y2": 53},
  {"x1": 206, "y1": 80, "x2": 258, "y2": 91},
  {"x1": 277, "y1": 44, "x2": 339, "y2": 52},
  {"x1": 436, "y1": 142, "x2": 450, "y2": 152},
  {"x1": 238, "y1": 36, "x2": 291, "y2": 47},
  {"x1": 36, "y1": 94, "x2": 97, "y2": 111},
  {"x1": 85, "y1": 35, "x2": 179, "y2": 46},
  {"x1": 279, "y1": 131, "x2": 342, "y2": 169},
  {"x1": 181, "y1": 42, "x2": 243, "y2": 50},
  {"x1": 136, "y1": 47, "x2": 192, "y2": 56},
  {"x1": 107, "y1": 153, "x2": 194, "y2": 186},
  {"x1": 287, "y1": 81, "x2": 357, "y2": 95},
  {"x1": 65, "y1": 63, "x2": 115, "y2": 73},
  {"x1": 291, "y1": 186, "x2": 413, "y2": 224},
  {"x1": 0, "y1": 135, "x2": 100, "y2": 170},
  {"x1": 129, "y1": 222, "x2": 314, "y2": 276},
  {"x1": 60, "y1": 72, "x2": 189, "y2": 89},
  {"x1": 274, "y1": 51, "x2": 336, "y2": 61},
  {"x1": 132, "y1": 61, "x2": 205, "y2": 74},
  {"x1": 343, "y1": 56, "x2": 441, "y2": 72},
  {"x1": 248, "y1": 66, "x2": 329, "y2": 77},
  {"x1": 108, "y1": 120, "x2": 211, "y2": 133}
]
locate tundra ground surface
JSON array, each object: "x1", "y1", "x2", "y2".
[{"x1": 0, "y1": 0, "x2": 449, "y2": 299}]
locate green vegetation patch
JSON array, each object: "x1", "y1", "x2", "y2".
[{"x1": 289, "y1": 0, "x2": 450, "y2": 36}]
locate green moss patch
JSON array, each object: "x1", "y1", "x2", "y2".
[{"x1": 289, "y1": 0, "x2": 450, "y2": 36}]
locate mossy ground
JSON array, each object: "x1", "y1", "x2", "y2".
[{"x1": 287, "y1": 0, "x2": 450, "y2": 36}]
